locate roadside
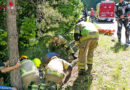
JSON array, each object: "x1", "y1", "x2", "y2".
[{"x1": 62, "y1": 34, "x2": 130, "y2": 90}]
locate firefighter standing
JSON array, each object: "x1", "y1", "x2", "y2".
[
  {"x1": 115, "y1": 0, "x2": 130, "y2": 44},
  {"x1": 20, "y1": 55, "x2": 40, "y2": 90},
  {"x1": 46, "y1": 35, "x2": 77, "y2": 60},
  {"x1": 74, "y1": 21, "x2": 99, "y2": 75}
]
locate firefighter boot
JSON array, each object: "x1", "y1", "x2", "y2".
[
  {"x1": 86, "y1": 64, "x2": 92, "y2": 75},
  {"x1": 71, "y1": 53, "x2": 77, "y2": 59},
  {"x1": 78, "y1": 69, "x2": 86, "y2": 75}
]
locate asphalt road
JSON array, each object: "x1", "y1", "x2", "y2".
[{"x1": 95, "y1": 19, "x2": 127, "y2": 44}]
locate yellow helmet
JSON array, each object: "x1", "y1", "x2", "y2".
[
  {"x1": 20, "y1": 55, "x2": 28, "y2": 60},
  {"x1": 33, "y1": 58, "x2": 41, "y2": 67}
]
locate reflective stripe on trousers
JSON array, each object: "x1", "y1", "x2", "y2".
[
  {"x1": 78, "y1": 62, "x2": 85, "y2": 70},
  {"x1": 86, "y1": 58, "x2": 93, "y2": 64}
]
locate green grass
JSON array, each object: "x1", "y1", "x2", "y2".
[
  {"x1": 65, "y1": 35, "x2": 130, "y2": 90},
  {"x1": 91, "y1": 35, "x2": 130, "y2": 90}
]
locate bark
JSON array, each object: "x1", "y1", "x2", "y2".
[{"x1": 6, "y1": 0, "x2": 22, "y2": 89}]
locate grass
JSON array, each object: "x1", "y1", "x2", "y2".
[
  {"x1": 91, "y1": 35, "x2": 130, "y2": 90},
  {"x1": 65, "y1": 34, "x2": 130, "y2": 90}
]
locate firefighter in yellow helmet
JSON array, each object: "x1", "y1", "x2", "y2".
[
  {"x1": 44, "y1": 53, "x2": 72, "y2": 89},
  {"x1": 74, "y1": 21, "x2": 99, "y2": 75},
  {"x1": 20, "y1": 55, "x2": 40, "y2": 90},
  {"x1": 33, "y1": 58, "x2": 41, "y2": 68},
  {"x1": 46, "y1": 35, "x2": 77, "y2": 60}
]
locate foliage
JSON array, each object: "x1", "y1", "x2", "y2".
[
  {"x1": 0, "y1": 0, "x2": 7, "y2": 60},
  {"x1": 81, "y1": 0, "x2": 100, "y2": 10},
  {"x1": 0, "y1": 0, "x2": 83, "y2": 59},
  {"x1": 19, "y1": 16, "x2": 38, "y2": 48},
  {"x1": 0, "y1": 29, "x2": 7, "y2": 60},
  {"x1": 36, "y1": 0, "x2": 83, "y2": 35},
  {"x1": 0, "y1": 0, "x2": 6, "y2": 29}
]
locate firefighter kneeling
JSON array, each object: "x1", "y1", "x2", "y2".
[
  {"x1": 74, "y1": 21, "x2": 99, "y2": 75},
  {"x1": 20, "y1": 55, "x2": 40, "y2": 90},
  {"x1": 44, "y1": 54, "x2": 72, "y2": 89}
]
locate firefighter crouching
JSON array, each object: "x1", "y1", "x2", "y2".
[
  {"x1": 44, "y1": 53, "x2": 72, "y2": 89},
  {"x1": 20, "y1": 55, "x2": 40, "y2": 90},
  {"x1": 115, "y1": 0, "x2": 130, "y2": 44},
  {"x1": 74, "y1": 21, "x2": 99, "y2": 75},
  {"x1": 46, "y1": 35, "x2": 77, "y2": 59}
]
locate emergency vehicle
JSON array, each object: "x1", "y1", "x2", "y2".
[{"x1": 95, "y1": 0, "x2": 115, "y2": 22}]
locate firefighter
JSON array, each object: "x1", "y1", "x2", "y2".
[
  {"x1": 20, "y1": 55, "x2": 40, "y2": 90},
  {"x1": 33, "y1": 58, "x2": 41, "y2": 68},
  {"x1": 115, "y1": 0, "x2": 130, "y2": 44},
  {"x1": 44, "y1": 54, "x2": 72, "y2": 89},
  {"x1": 46, "y1": 35, "x2": 77, "y2": 60},
  {"x1": 74, "y1": 21, "x2": 99, "y2": 75}
]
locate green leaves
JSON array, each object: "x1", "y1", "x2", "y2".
[
  {"x1": 0, "y1": 29, "x2": 7, "y2": 58},
  {"x1": 0, "y1": 29, "x2": 7, "y2": 45},
  {"x1": 19, "y1": 16, "x2": 38, "y2": 47}
]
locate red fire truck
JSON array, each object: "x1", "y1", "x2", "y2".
[{"x1": 95, "y1": 0, "x2": 115, "y2": 22}]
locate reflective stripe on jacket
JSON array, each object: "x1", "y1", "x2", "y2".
[
  {"x1": 45, "y1": 57, "x2": 71, "y2": 77},
  {"x1": 20, "y1": 59, "x2": 38, "y2": 77},
  {"x1": 46, "y1": 68, "x2": 64, "y2": 78},
  {"x1": 76, "y1": 22, "x2": 99, "y2": 42},
  {"x1": 80, "y1": 32, "x2": 99, "y2": 42}
]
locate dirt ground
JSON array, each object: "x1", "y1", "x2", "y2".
[{"x1": 62, "y1": 60, "x2": 93, "y2": 90}]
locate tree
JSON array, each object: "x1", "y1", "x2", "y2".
[{"x1": 6, "y1": 0, "x2": 22, "y2": 89}]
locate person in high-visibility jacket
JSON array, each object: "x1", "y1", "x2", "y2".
[
  {"x1": 44, "y1": 54, "x2": 72, "y2": 88},
  {"x1": 74, "y1": 21, "x2": 99, "y2": 75},
  {"x1": 46, "y1": 35, "x2": 77, "y2": 60},
  {"x1": 20, "y1": 55, "x2": 40, "y2": 90}
]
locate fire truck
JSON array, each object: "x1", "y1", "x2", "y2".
[{"x1": 95, "y1": 0, "x2": 115, "y2": 22}]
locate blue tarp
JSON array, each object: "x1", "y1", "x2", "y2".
[{"x1": 0, "y1": 85, "x2": 12, "y2": 90}]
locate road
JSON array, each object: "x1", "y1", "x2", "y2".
[{"x1": 94, "y1": 19, "x2": 127, "y2": 44}]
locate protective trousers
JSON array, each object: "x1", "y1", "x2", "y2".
[
  {"x1": 78, "y1": 38, "x2": 98, "y2": 71},
  {"x1": 117, "y1": 19, "x2": 129, "y2": 43},
  {"x1": 22, "y1": 73, "x2": 40, "y2": 90},
  {"x1": 45, "y1": 74, "x2": 63, "y2": 85}
]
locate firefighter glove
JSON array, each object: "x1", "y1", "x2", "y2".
[{"x1": 74, "y1": 33, "x2": 81, "y2": 41}]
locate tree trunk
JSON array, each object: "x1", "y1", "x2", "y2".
[{"x1": 6, "y1": 0, "x2": 22, "y2": 89}]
